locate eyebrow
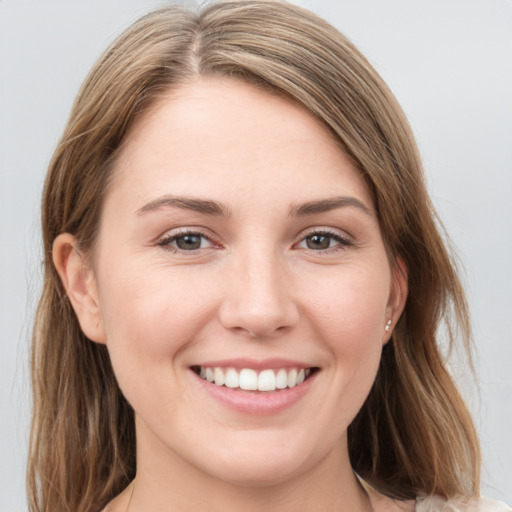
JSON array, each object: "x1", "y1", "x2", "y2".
[
  {"x1": 289, "y1": 196, "x2": 373, "y2": 217},
  {"x1": 136, "y1": 195, "x2": 230, "y2": 217},
  {"x1": 135, "y1": 194, "x2": 373, "y2": 218}
]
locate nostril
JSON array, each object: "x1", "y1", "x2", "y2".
[{"x1": 217, "y1": 276, "x2": 300, "y2": 338}]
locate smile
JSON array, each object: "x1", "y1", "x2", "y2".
[{"x1": 192, "y1": 366, "x2": 316, "y2": 392}]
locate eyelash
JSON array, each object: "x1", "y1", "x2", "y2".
[
  {"x1": 157, "y1": 229, "x2": 217, "y2": 254},
  {"x1": 296, "y1": 229, "x2": 354, "y2": 254},
  {"x1": 156, "y1": 228, "x2": 354, "y2": 254}
]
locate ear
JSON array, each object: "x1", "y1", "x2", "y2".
[
  {"x1": 52, "y1": 233, "x2": 107, "y2": 344},
  {"x1": 383, "y1": 256, "x2": 408, "y2": 344}
]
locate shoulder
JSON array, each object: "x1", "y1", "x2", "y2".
[{"x1": 416, "y1": 495, "x2": 512, "y2": 512}]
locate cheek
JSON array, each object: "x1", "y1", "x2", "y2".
[
  {"x1": 302, "y1": 261, "x2": 390, "y2": 342},
  {"x1": 300, "y1": 262, "x2": 389, "y2": 398},
  {"x1": 97, "y1": 260, "x2": 216, "y2": 363},
  {"x1": 96, "y1": 263, "x2": 219, "y2": 416}
]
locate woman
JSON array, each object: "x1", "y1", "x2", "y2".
[{"x1": 27, "y1": 1, "x2": 511, "y2": 511}]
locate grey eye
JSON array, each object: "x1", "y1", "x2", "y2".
[
  {"x1": 174, "y1": 234, "x2": 204, "y2": 250},
  {"x1": 158, "y1": 232, "x2": 214, "y2": 252},
  {"x1": 296, "y1": 230, "x2": 352, "y2": 252},
  {"x1": 305, "y1": 234, "x2": 332, "y2": 250}
]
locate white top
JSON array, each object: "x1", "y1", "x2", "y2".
[
  {"x1": 361, "y1": 478, "x2": 511, "y2": 512},
  {"x1": 416, "y1": 495, "x2": 512, "y2": 512}
]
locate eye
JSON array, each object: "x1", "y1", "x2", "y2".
[
  {"x1": 157, "y1": 230, "x2": 215, "y2": 252},
  {"x1": 296, "y1": 230, "x2": 352, "y2": 252}
]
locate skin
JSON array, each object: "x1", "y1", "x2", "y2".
[{"x1": 54, "y1": 78, "x2": 409, "y2": 512}]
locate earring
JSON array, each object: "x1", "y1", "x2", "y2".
[{"x1": 385, "y1": 320, "x2": 392, "y2": 332}]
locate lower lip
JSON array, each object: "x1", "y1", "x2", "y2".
[{"x1": 192, "y1": 371, "x2": 317, "y2": 415}]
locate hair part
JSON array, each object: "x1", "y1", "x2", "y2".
[{"x1": 29, "y1": 2, "x2": 480, "y2": 510}]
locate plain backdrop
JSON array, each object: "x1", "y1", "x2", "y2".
[{"x1": 1, "y1": 1, "x2": 511, "y2": 510}]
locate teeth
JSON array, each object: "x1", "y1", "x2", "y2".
[
  {"x1": 239, "y1": 369, "x2": 258, "y2": 390},
  {"x1": 287, "y1": 368, "x2": 297, "y2": 388},
  {"x1": 224, "y1": 368, "x2": 239, "y2": 388},
  {"x1": 257, "y1": 369, "x2": 275, "y2": 391},
  {"x1": 196, "y1": 366, "x2": 313, "y2": 392},
  {"x1": 214, "y1": 367, "x2": 225, "y2": 386},
  {"x1": 275, "y1": 369, "x2": 288, "y2": 389}
]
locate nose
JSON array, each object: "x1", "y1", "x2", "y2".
[{"x1": 218, "y1": 250, "x2": 300, "y2": 339}]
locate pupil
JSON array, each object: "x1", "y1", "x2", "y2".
[
  {"x1": 177, "y1": 235, "x2": 201, "y2": 250},
  {"x1": 307, "y1": 234, "x2": 330, "y2": 250}
]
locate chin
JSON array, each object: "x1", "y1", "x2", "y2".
[
  {"x1": 196, "y1": 437, "x2": 321, "y2": 488},
  {"x1": 208, "y1": 459, "x2": 308, "y2": 488}
]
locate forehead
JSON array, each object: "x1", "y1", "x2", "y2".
[{"x1": 107, "y1": 77, "x2": 373, "y2": 214}]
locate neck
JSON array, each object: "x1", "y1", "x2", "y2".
[{"x1": 128, "y1": 419, "x2": 371, "y2": 512}]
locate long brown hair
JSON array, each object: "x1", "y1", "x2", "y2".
[{"x1": 28, "y1": 1, "x2": 480, "y2": 510}]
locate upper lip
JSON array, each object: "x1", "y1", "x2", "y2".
[{"x1": 191, "y1": 358, "x2": 316, "y2": 370}]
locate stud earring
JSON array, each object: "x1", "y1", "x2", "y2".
[{"x1": 385, "y1": 320, "x2": 392, "y2": 332}]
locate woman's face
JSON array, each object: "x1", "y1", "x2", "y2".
[{"x1": 72, "y1": 78, "x2": 405, "y2": 485}]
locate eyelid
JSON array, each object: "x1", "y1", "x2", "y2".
[
  {"x1": 294, "y1": 227, "x2": 355, "y2": 252},
  {"x1": 154, "y1": 225, "x2": 355, "y2": 254},
  {"x1": 156, "y1": 227, "x2": 221, "y2": 253}
]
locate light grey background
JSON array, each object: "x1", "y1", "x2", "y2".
[{"x1": 1, "y1": 1, "x2": 510, "y2": 510}]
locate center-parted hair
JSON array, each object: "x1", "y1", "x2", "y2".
[{"x1": 29, "y1": 2, "x2": 480, "y2": 511}]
